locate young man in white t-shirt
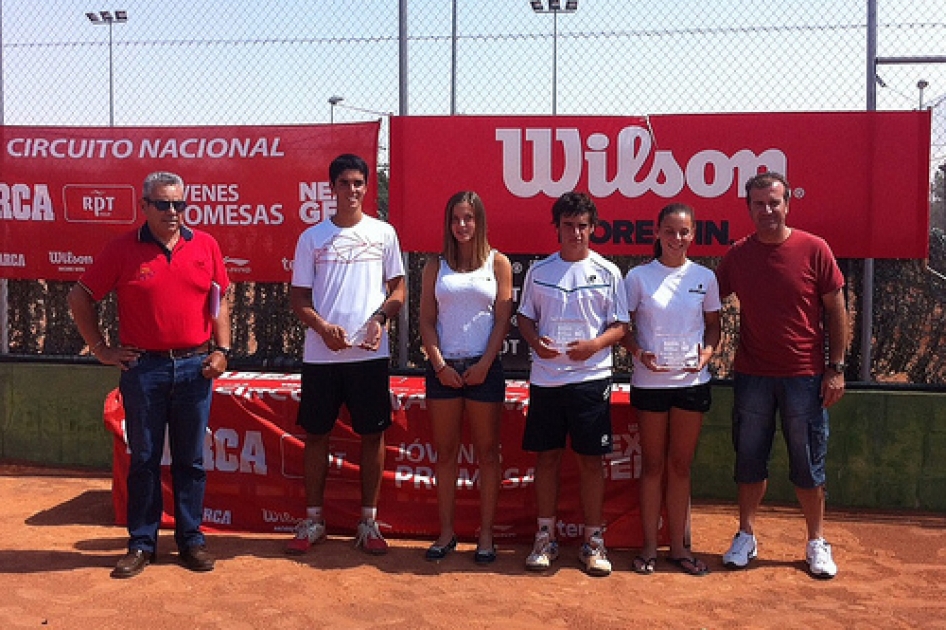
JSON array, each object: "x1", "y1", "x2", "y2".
[
  {"x1": 517, "y1": 191, "x2": 629, "y2": 577},
  {"x1": 286, "y1": 153, "x2": 406, "y2": 556}
]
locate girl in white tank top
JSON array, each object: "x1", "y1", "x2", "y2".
[
  {"x1": 419, "y1": 191, "x2": 513, "y2": 564},
  {"x1": 434, "y1": 249, "x2": 497, "y2": 359}
]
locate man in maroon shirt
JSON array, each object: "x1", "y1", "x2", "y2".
[
  {"x1": 715, "y1": 171, "x2": 847, "y2": 580},
  {"x1": 68, "y1": 171, "x2": 231, "y2": 579}
]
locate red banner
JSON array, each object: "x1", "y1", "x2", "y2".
[
  {"x1": 104, "y1": 373, "x2": 655, "y2": 548},
  {"x1": 389, "y1": 112, "x2": 931, "y2": 259},
  {"x1": 0, "y1": 123, "x2": 379, "y2": 281}
]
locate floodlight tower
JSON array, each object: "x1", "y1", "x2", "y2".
[
  {"x1": 86, "y1": 10, "x2": 128, "y2": 126},
  {"x1": 529, "y1": 1, "x2": 578, "y2": 116}
]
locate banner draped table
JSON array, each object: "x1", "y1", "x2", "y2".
[{"x1": 104, "y1": 372, "x2": 653, "y2": 548}]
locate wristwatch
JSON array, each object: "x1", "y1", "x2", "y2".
[
  {"x1": 215, "y1": 346, "x2": 232, "y2": 358},
  {"x1": 827, "y1": 361, "x2": 846, "y2": 373}
]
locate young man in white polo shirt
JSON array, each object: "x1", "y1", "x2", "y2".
[{"x1": 517, "y1": 191, "x2": 629, "y2": 577}]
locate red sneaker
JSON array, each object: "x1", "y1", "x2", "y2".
[
  {"x1": 354, "y1": 518, "x2": 388, "y2": 555},
  {"x1": 285, "y1": 519, "x2": 326, "y2": 555}
]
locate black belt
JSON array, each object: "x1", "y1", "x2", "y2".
[{"x1": 140, "y1": 341, "x2": 211, "y2": 359}]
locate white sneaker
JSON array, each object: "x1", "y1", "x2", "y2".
[
  {"x1": 806, "y1": 538, "x2": 838, "y2": 579},
  {"x1": 722, "y1": 531, "x2": 757, "y2": 569},
  {"x1": 285, "y1": 518, "x2": 326, "y2": 555},
  {"x1": 354, "y1": 518, "x2": 389, "y2": 555},
  {"x1": 579, "y1": 535, "x2": 612, "y2": 577},
  {"x1": 525, "y1": 529, "x2": 559, "y2": 571}
]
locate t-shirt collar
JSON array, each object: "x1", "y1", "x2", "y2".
[{"x1": 138, "y1": 223, "x2": 194, "y2": 245}]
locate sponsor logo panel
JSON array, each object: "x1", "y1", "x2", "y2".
[{"x1": 63, "y1": 184, "x2": 137, "y2": 224}]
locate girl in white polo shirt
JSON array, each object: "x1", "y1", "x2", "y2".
[{"x1": 622, "y1": 202, "x2": 721, "y2": 577}]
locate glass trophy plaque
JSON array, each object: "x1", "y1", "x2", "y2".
[
  {"x1": 550, "y1": 320, "x2": 587, "y2": 353},
  {"x1": 347, "y1": 320, "x2": 371, "y2": 347},
  {"x1": 655, "y1": 334, "x2": 696, "y2": 368}
]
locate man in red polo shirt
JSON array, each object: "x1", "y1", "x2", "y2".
[{"x1": 68, "y1": 171, "x2": 231, "y2": 579}]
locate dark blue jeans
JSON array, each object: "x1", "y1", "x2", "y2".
[
  {"x1": 119, "y1": 353, "x2": 212, "y2": 553},
  {"x1": 731, "y1": 372, "x2": 829, "y2": 489}
]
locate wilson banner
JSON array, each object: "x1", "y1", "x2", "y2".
[
  {"x1": 0, "y1": 122, "x2": 380, "y2": 281},
  {"x1": 389, "y1": 112, "x2": 931, "y2": 259}
]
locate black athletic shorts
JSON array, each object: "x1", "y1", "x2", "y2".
[{"x1": 297, "y1": 359, "x2": 392, "y2": 435}]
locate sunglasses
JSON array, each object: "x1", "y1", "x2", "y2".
[{"x1": 145, "y1": 198, "x2": 187, "y2": 212}]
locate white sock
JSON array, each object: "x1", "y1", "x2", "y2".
[
  {"x1": 537, "y1": 517, "x2": 555, "y2": 535},
  {"x1": 306, "y1": 506, "x2": 323, "y2": 522},
  {"x1": 585, "y1": 525, "x2": 604, "y2": 542},
  {"x1": 361, "y1": 506, "x2": 377, "y2": 522}
]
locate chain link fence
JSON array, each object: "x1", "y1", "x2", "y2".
[{"x1": 2, "y1": 1, "x2": 945, "y2": 385}]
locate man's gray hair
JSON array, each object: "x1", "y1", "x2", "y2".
[{"x1": 142, "y1": 171, "x2": 185, "y2": 198}]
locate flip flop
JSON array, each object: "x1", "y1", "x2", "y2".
[
  {"x1": 668, "y1": 556, "x2": 710, "y2": 576},
  {"x1": 632, "y1": 555, "x2": 656, "y2": 575}
]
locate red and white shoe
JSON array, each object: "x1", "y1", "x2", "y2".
[
  {"x1": 285, "y1": 518, "x2": 326, "y2": 555},
  {"x1": 354, "y1": 518, "x2": 388, "y2": 555}
]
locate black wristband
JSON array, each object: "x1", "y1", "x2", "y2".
[{"x1": 373, "y1": 309, "x2": 388, "y2": 326}]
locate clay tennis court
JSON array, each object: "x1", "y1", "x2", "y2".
[{"x1": 2, "y1": 465, "x2": 944, "y2": 629}]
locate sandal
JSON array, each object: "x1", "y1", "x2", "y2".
[
  {"x1": 668, "y1": 556, "x2": 709, "y2": 576},
  {"x1": 632, "y1": 555, "x2": 656, "y2": 575}
]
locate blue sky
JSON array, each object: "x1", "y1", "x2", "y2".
[{"x1": 1, "y1": 1, "x2": 944, "y2": 168}]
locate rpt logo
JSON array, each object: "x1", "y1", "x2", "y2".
[{"x1": 63, "y1": 184, "x2": 137, "y2": 224}]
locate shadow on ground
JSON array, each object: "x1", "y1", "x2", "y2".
[{"x1": 26, "y1": 490, "x2": 114, "y2": 527}]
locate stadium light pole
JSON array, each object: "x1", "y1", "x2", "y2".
[
  {"x1": 86, "y1": 10, "x2": 127, "y2": 127},
  {"x1": 530, "y1": 0, "x2": 578, "y2": 116},
  {"x1": 328, "y1": 95, "x2": 344, "y2": 123},
  {"x1": 450, "y1": 0, "x2": 457, "y2": 114}
]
